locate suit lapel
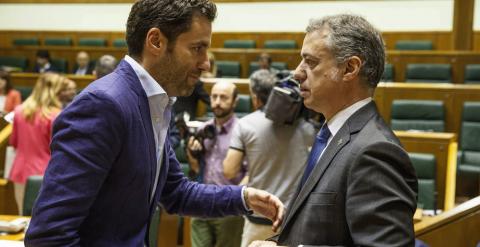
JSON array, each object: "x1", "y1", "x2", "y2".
[
  {"x1": 118, "y1": 60, "x2": 157, "y2": 198},
  {"x1": 281, "y1": 101, "x2": 379, "y2": 232},
  {"x1": 283, "y1": 126, "x2": 350, "y2": 228}
]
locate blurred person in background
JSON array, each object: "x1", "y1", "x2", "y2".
[
  {"x1": 58, "y1": 78, "x2": 77, "y2": 108},
  {"x1": 9, "y1": 73, "x2": 69, "y2": 214},
  {"x1": 0, "y1": 69, "x2": 21, "y2": 116},
  {"x1": 73, "y1": 51, "x2": 94, "y2": 75},
  {"x1": 93, "y1": 54, "x2": 118, "y2": 79},
  {"x1": 34, "y1": 50, "x2": 57, "y2": 73}
]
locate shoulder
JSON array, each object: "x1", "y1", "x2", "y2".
[{"x1": 239, "y1": 110, "x2": 265, "y2": 124}]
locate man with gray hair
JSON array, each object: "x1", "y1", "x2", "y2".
[
  {"x1": 224, "y1": 69, "x2": 315, "y2": 247},
  {"x1": 250, "y1": 14, "x2": 417, "y2": 247},
  {"x1": 93, "y1": 54, "x2": 118, "y2": 79}
]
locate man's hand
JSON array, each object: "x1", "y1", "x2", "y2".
[
  {"x1": 248, "y1": 241, "x2": 282, "y2": 247},
  {"x1": 245, "y1": 187, "x2": 285, "y2": 232},
  {"x1": 187, "y1": 136, "x2": 203, "y2": 154},
  {"x1": 186, "y1": 137, "x2": 203, "y2": 173}
]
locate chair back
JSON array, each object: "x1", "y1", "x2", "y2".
[
  {"x1": 23, "y1": 175, "x2": 43, "y2": 216},
  {"x1": 391, "y1": 99, "x2": 445, "y2": 132}
]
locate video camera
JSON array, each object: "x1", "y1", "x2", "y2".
[
  {"x1": 174, "y1": 112, "x2": 216, "y2": 158},
  {"x1": 264, "y1": 70, "x2": 303, "y2": 125}
]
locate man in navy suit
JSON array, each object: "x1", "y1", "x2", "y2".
[{"x1": 25, "y1": 1, "x2": 284, "y2": 246}]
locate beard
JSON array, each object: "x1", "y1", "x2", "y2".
[
  {"x1": 156, "y1": 51, "x2": 199, "y2": 97},
  {"x1": 212, "y1": 106, "x2": 234, "y2": 119}
]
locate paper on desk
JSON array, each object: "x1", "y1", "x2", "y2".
[
  {"x1": 0, "y1": 218, "x2": 28, "y2": 233},
  {"x1": 0, "y1": 240, "x2": 24, "y2": 247}
]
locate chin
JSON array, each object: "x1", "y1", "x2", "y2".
[{"x1": 179, "y1": 87, "x2": 195, "y2": 97}]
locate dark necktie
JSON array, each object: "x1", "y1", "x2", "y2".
[{"x1": 300, "y1": 125, "x2": 331, "y2": 187}]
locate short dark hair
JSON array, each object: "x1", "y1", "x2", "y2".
[
  {"x1": 126, "y1": 0, "x2": 217, "y2": 57},
  {"x1": 307, "y1": 14, "x2": 385, "y2": 88},
  {"x1": 36, "y1": 50, "x2": 50, "y2": 60},
  {"x1": 249, "y1": 69, "x2": 276, "y2": 105}
]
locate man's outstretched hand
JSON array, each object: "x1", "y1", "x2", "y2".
[{"x1": 245, "y1": 187, "x2": 285, "y2": 232}]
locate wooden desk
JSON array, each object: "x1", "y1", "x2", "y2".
[
  {"x1": 395, "y1": 131, "x2": 457, "y2": 211},
  {"x1": 0, "y1": 215, "x2": 28, "y2": 241},
  {"x1": 0, "y1": 180, "x2": 17, "y2": 215},
  {"x1": 10, "y1": 72, "x2": 95, "y2": 89},
  {"x1": 414, "y1": 196, "x2": 480, "y2": 247}
]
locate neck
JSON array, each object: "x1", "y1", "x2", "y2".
[
  {"x1": 215, "y1": 112, "x2": 234, "y2": 126},
  {"x1": 323, "y1": 92, "x2": 370, "y2": 120}
]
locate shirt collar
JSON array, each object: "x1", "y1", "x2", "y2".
[
  {"x1": 124, "y1": 55, "x2": 171, "y2": 100},
  {"x1": 326, "y1": 97, "x2": 372, "y2": 138},
  {"x1": 208, "y1": 114, "x2": 237, "y2": 135}
]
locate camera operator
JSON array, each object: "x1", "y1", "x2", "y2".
[
  {"x1": 223, "y1": 69, "x2": 315, "y2": 247},
  {"x1": 186, "y1": 81, "x2": 247, "y2": 247}
]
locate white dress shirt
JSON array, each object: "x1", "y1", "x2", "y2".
[
  {"x1": 124, "y1": 55, "x2": 176, "y2": 203},
  {"x1": 320, "y1": 97, "x2": 373, "y2": 158}
]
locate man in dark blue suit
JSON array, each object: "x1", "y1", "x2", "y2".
[{"x1": 24, "y1": 1, "x2": 284, "y2": 246}]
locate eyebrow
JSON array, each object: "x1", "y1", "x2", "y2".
[
  {"x1": 301, "y1": 52, "x2": 319, "y2": 60},
  {"x1": 193, "y1": 40, "x2": 210, "y2": 48}
]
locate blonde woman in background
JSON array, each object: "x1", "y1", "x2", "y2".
[{"x1": 9, "y1": 73, "x2": 69, "y2": 214}]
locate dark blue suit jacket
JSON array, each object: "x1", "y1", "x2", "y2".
[{"x1": 25, "y1": 60, "x2": 247, "y2": 246}]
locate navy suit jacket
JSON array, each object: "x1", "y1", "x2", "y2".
[{"x1": 25, "y1": 60, "x2": 247, "y2": 246}]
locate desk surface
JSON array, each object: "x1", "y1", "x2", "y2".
[{"x1": 0, "y1": 215, "x2": 28, "y2": 242}]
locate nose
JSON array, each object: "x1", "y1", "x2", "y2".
[
  {"x1": 293, "y1": 63, "x2": 307, "y2": 84},
  {"x1": 211, "y1": 96, "x2": 221, "y2": 106},
  {"x1": 199, "y1": 52, "x2": 211, "y2": 72}
]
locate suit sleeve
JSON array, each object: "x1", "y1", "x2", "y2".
[
  {"x1": 24, "y1": 91, "x2": 124, "y2": 247},
  {"x1": 159, "y1": 141, "x2": 249, "y2": 217},
  {"x1": 346, "y1": 141, "x2": 418, "y2": 247}
]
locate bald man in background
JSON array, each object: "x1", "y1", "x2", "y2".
[
  {"x1": 73, "y1": 51, "x2": 94, "y2": 75},
  {"x1": 187, "y1": 81, "x2": 246, "y2": 247}
]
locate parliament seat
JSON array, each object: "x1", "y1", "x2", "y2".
[
  {"x1": 458, "y1": 102, "x2": 480, "y2": 175},
  {"x1": 382, "y1": 63, "x2": 394, "y2": 82},
  {"x1": 264, "y1": 40, "x2": 297, "y2": 49},
  {"x1": 464, "y1": 64, "x2": 480, "y2": 84},
  {"x1": 23, "y1": 175, "x2": 43, "y2": 216},
  {"x1": 112, "y1": 39, "x2": 127, "y2": 48},
  {"x1": 44, "y1": 37, "x2": 72, "y2": 46},
  {"x1": 406, "y1": 64, "x2": 452, "y2": 83},
  {"x1": 0, "y1": 56, "x2": 29, "y2": 72},
  {"x1": 234, "y1": 94, "x2": 252, "y2": 118},
  {"x1": 409, "y1": 153, "x2": 437, "y2": 210},
  {"x1": 16, "y1": 86, "x2": 33, "y2": 101},
  {"x1": 51, "y1": 58, "x2": 68, "y2": 73},
  {"x1": 13, "y1": 38, "x2": 40, "y2": 46},
  {"x1": 390, "y1": 99, "x2": 445, "y2": 132},
  {"x1": 78, "y1": 38, "x2": 107, "y2": 47},
  {"x1": 224, "y1": 40, "x2": 256, "y2": 48},
  {"x1": 395, "y1": 40, "x2": 433, "y2": 50},
  {"x1": 216, "y1": 61, "x2": 241, "y2": 78}
]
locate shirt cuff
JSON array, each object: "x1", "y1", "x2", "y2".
[{"x1": 241, "y1": 186, "x2": 253, "y2": 214}]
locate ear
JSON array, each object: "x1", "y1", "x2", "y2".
[
  {"x1": 232, "y1": 95, "x2": 239, "y2": 108},
  {"x1": 343, "y1": 56, "x2": 362, "y2": 82},
  {"x1": 250, "y1": 94, "x2": 260, "y2": 110},
  {"x1": 145, "y1": 27, "x2": 168, "y2": 56}
]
